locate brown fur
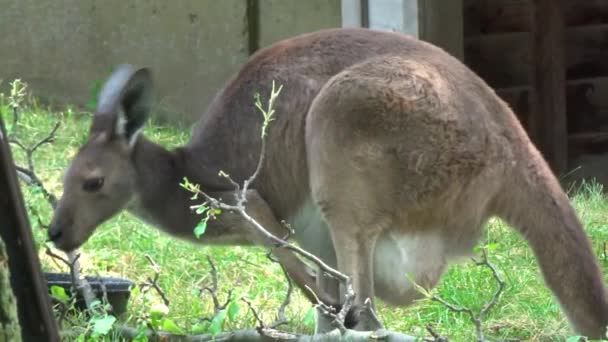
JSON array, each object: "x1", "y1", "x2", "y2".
[{"x1": 49, "y1": 28, "x2": 608, "y2": 337}]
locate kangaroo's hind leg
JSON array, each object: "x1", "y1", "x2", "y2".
[{"x1": 307, "y1": 137, "x2": 404, "y2": 330}]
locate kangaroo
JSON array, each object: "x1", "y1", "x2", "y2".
[{"x1": 48, "y1": 28, "x2": 608, "y2": 338}]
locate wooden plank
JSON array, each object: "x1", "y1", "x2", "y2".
[
  {"x1": 418, "y1": 0, "x2": 464, "y2": 61},
  {"x1": 464, "y1": 24, "x2": 608, "y2": 88},
  {"x1": 464, "y1": 0, "x2": 530, "y2": 36},
  {"x1": 497, "y1": 76, "x2": 608, "y2": 134},
  {"x1": 0, "y1": 116, "x2": 60, "y2": 341},
  {"x1": 529, "y1": 0, "x2": 567, "y2": 174},
  {"x1": 464, "y1": 0, "x2": 608, "y2": 37}
]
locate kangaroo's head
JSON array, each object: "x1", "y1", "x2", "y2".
[{"x1": 49, "y1": 64, "x2": 153, "y2": 252}]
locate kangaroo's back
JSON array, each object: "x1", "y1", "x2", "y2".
[{"x1": 185, "y1": 28, "x2": 477, "y2": 218}]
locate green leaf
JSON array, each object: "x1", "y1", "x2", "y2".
[
  {"x1": 91, "y1": 315, "x2": 116, "y2": 336},
  {"x1": 161, "y1": 318, "x2": 184, "y2": 334},
  {"x1": 303, "y1": 306, "x2": 317, "y2": 328},
  {"x1": 214, "y1": 208, "x2": 222, "y2": 215},
  {"x1": 150, "y1": 302, "x2": 169, "y2": 321},
  {"x1": 50, "y1": 285, "x2": 69, "y2": 302},
  {"x1": 209, "y1": 309, "x2": 227, "y2": 336},
  {"x1": 133, "y1": 325, "x2": 149, "y2": 342},
  {"x1": 195, "y1": 205, "x2": 208, "y2": 215},
  {"x1": 191, "y1": 321, "x2": 209, "y2": 334},
  {"x1": 131, "y1": 285, "x2": 141, "y2": 298},
  {"x1": 227, "y1": 300, "x2": 240, "y2": 321},
  {"x1": 486, "y1": 243, "x2": 499, "y2": 251},
  {"x1": 194, "y1": 220, "x2": 207, "y2": 238}
]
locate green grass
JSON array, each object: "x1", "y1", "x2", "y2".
[{"x1": 3, "y1": 90, "x2": 608, "y2": 341}]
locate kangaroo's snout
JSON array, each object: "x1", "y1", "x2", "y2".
[
  {"x1": 47, "y1": 224, "x2": 63, "y2": 242},
  {"x1": 48, "y1": 214, "x2": 77, "y2": 252}
]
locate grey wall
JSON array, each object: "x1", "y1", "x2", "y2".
[
  {"x1": 259, "y1": 0, "x2": 342, "y2": 47},
  {"x1": 0, "y1": 0, "x2": 342, "y2": 124}
]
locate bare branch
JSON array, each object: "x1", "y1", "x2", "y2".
[
  {"x1": 31, "y1": 121, "x2": 60, "y2": 154},
  {"x1": 269, "y1": 261, "x2": 293, "y2": 329},
  {"x1": 14, "y1": 165, "x2": 57, "y2": 208},
  {"x1": 9, "y1": 121, "x2": 61, "y2": 178},
  {"x1": 242, "y1": 297, "x2": 265, "y2": 330},
  {"x1": 426, "y1": 324, "x2": 450, "y2": 342},
  {"x1": 44, "y1": 247, "x2": 96, "y2": 309},
  {"x1": 474, "y1": 248, "x2": 506, "y2": 321},
  {"x1": 141, "y1": 254, "x2": 170, "y2": 307},
  {"x1": 200, "y1": 256, "x2": 232, "y2": 317}
]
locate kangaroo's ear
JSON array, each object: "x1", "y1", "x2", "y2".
[{"x1": 90, "y1": 64, "x2": 153, "y2": 148}]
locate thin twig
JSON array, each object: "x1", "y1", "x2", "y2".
[
  {"x1": 200, "y1": 256, "x2": 232, "y2": 317},
  {"x1": 242, "y1": 297, "x2": 265, "y2": 330},
  {"x1": 15, "y1": 165, "x2": 58, "y2": 208},
  {"x1": 427, "y1": 248, "x2": 505, "y2": 342},
  {"x1": 429, "y1": 294, "x2": 483, "y2": 341},
  {"x1": 269, "y1": 263, "x2": 293, "y2": 329},
  {"x1": 141, "y1": 254, "x2": 170, "y2": 307},
  {"x1": 474, "y1": 249, "x2": 506, "y2": 322},
  {"x1": 9, "y1": 121, "x2": 60, "y2": 175},
  {"x1": 425, "y1": 324, "x2": 449, "y2": 342},
  {"x1": 183, "y1": 82, "x2": 355, "y2": 329},
  {"x1": 44, "y1": 247, "x2": 96, "y2": 309},
  {"x1": 9, "y1": 119, "x2": 60, "y2": 208},
  {"x1": 196, "y1": 190, "x2": 348, "y2": 283}
]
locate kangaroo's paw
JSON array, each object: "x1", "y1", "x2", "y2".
[{"x1": 345, "y1": 298, "x2": 384, "y2": 331}]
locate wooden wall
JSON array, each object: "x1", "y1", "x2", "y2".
[{"x1": 463, "y1": 0, "x2": 608, "y2": 161}]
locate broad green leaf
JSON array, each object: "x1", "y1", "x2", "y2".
[
  {"x1": 303, "y1": 306, "x2": 316, "y2": 328},
  {"x1": 92, "y1": 315, "x2": 116, "y2": 336},
  {"x1": 50, "y1": 285, "x2": 69, "y2": 302},
  {"x1": 194, "y1": 221, "x2": 207, "y2": 238},
  {"x1": 161, "y1": 318, "x2": 184, "y2": 334},
  {"x1": 209, "y1": 309, "x2": 227, "y2": 336},
  {"x1": 228, "y1": 300, "x2": 240, "y2": 321},
  {"x1": 195, "y1": 205, "x2": 208, "y2": 215}
]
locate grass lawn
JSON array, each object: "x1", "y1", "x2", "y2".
[{"x1": 2, "y1": 85, "x2": 608, "y2": 341}]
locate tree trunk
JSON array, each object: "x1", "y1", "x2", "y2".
[{"x1": 0, "y1": 237, "x2": 22, "y2": 342}]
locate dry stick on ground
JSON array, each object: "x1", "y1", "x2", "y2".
[{"x1": 426, "y1": 248, "x2": 505, "y2": 342}]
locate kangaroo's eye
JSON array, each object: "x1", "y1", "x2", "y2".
[{"x1": 83, "y1": 177, "x2": 104, "y2": 192}]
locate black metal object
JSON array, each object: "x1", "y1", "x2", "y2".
[
  {"x1": 45, "y1": 272, "x2": 134, "y2": 317},
  {"x1": 0, "y1": 114, "x2": 60, "y2": 341}
]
